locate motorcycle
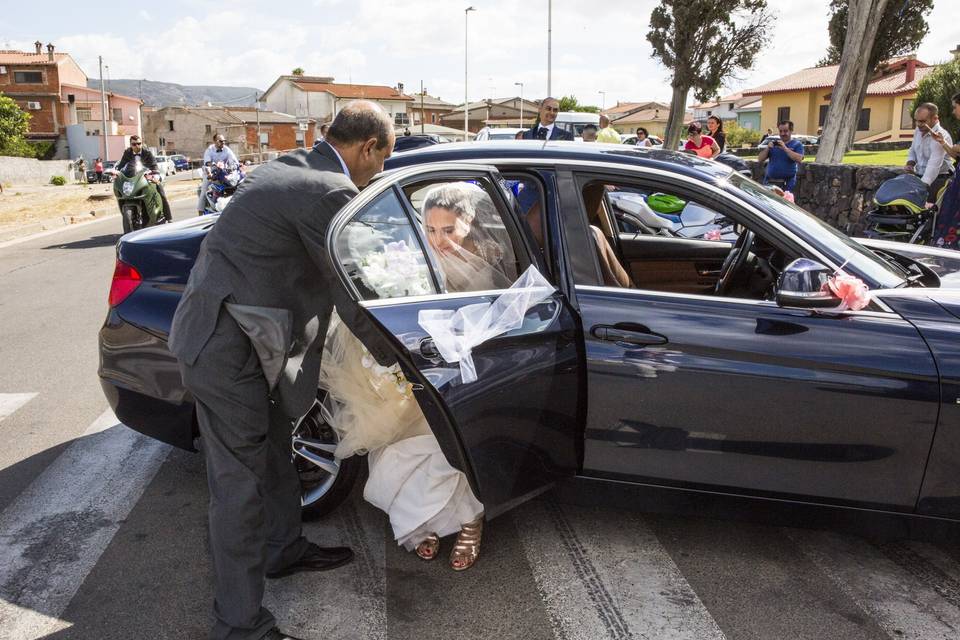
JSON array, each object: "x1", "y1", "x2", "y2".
[
  {"x1": 110, "y1": 159, "x2": 166, "y2": 234},
  {"x1": 862, "y1": 173, "x2": 938, "y2": 245},
  {"x1": 199, "y1": 161, "x2": 245, "y2": 215}
]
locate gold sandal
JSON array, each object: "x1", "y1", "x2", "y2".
[
  {"x1": 415, "y1": 533, "x2": 440, "y2": 561},
  {"x1": 450, "y1": 517, "x2": 483, "y2": 571}
]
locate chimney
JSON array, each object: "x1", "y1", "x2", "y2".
[
  {"x1": 905, "y1": 57, "x2": 917, "y2": 84},
  {"x1": 952, "y1": 44, "x2": 960, "y2": 61},
  {"x1": 397, "y1": 82, "x2": 404, "y2": 95},
  {"x1": 34, "y1": 40, "x2": 42, "y2": 55},
  {"x1": 46, "y1": 43, "x2": 54, "y2": 61}
]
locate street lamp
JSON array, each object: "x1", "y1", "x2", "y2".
[
  {"x1": 464, "y1": 6, "x2": 476, "y2": 142},
  {"x1": 547, "y1": 0, "x2": 552, "y2": 97},
  {"x1": 599, "y1": 91, "x2": 606, "y2": 112},
  {"x1": 515, "y1": 82, "x2": 524, "y2": 130}
]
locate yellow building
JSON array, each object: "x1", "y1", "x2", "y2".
[{"x1": 742, "y1": 57, "x2": 935, "y2": 142}]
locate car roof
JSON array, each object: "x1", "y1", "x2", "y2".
[{"x1": 383, "y1": 140, "x2": 734, "y2": 182}]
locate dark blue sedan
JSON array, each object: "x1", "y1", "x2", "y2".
[{"x1": 98, "y1": 142, "x2": 960, "y2": 532}]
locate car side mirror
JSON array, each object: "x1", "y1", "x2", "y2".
[{"x1": 775, "y1": 258, "x2": 841, "y2": 309}]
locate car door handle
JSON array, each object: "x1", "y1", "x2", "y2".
[
  {"x1": 418, "y1": 337, "x2": 441, "y2": 360},
  {"x1": 590, "y1": 324, "x2": 667, "y2": 346}
]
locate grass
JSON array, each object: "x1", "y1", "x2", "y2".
[{"x1": 802, "y1": 149, "x2": 908, "y2": 166}]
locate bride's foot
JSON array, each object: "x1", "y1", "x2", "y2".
[
  {"x1": 415, "y1": 533, "x2": 440, "y2": 561},
  {"x1": 450, "y1": 517, "x2": 483, "y2": 571}
]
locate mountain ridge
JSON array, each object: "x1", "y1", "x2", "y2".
[{"x1": 86, "y1": 79, "x2": 262, "y2": 108}]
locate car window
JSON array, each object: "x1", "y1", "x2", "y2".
[{"x1": 335, "y1": 175, "x2": 529, "y2": 301}]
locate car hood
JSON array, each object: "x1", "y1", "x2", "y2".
[
  {"x1": 856, "y1": 238, "x2": 960, "y2": 289},
  {"x1": 876, "y1": 287, "x2": 960, "y2": 323}
]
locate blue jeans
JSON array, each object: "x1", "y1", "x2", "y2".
[{"x1": 763, "y1": 173, "x2": 797, "y2": 192}]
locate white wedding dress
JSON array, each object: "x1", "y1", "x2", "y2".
[{"x1": 318, "y1": 313, "x2": 483, "y2": 550}]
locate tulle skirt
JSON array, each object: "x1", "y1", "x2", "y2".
[{"x1": 318, "y1": 314, "x2": 483, "y2": 549}]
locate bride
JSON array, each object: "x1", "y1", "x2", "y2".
[{"x1": 318, "y1": 181, "x2": 518, "y2": 570}]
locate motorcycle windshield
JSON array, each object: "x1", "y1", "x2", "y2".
[{"x1": 123, "y1": 159, "x2": 143, "y2": 179}]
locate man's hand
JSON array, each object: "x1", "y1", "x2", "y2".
[{"x1": 904, "y1": 163, "x2": 916, "y2": 174}]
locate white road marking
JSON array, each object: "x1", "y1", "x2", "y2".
[
  {"x1": 0, "y1": 409, "x2": 170, "y2": 639},
  {"x1": 0, "y1": 393, "x2": 36, "y2": 422},
  {"x1": 515, "y1": 501, "x2": 726, "y2": 640},
  {"x1": 789, "y1": 529, "x2": 960, "y2": 640}
]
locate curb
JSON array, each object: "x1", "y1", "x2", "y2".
[{"x1": 0, "y1": 194, "x2": 196, "y2": 246}]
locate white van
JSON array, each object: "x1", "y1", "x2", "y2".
[{"x1": 554, "y1": 112, "x2": 601, "y2": 141}]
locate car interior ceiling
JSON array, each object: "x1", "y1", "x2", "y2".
[{"x1": 580, "y1": 180, "x2": 791, "y2": 301}]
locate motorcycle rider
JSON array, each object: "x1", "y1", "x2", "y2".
[
  {"x1": 116, "y1": 135, "x2": 172, "y2": 221},
  {"x1": 199, "y1": 133, "x2": 240, "y2": 214}
]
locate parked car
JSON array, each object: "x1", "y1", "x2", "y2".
[
  {"x1": 394, "y1": 134, "x2": 444, "y2": 153},
  {"x1": 757, "y1": 134, "x2": 818, "y2": 148},
  {"x1": 554, "y1": 111, "x2": 601, "y2": 140},
  {"x1": 98, "y1": 141, "x2": 960, "y2": 533},
  {"x1": 170, "y1": 154, "x2": 191, "y2": 172},
  {"x1": 154, "y1": 154, "x2": 178, "y2": 177},
  {"x1": 85, "y1": 160, "x2": 116, "y2": 183},
  {"x1": 475, "y1": 127, "x2": 525, "y2": 141},
  {"x1": 620, "y1": 133, "x2": 664, "y2": 147}
]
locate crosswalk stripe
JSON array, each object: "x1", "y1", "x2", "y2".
[
  {"x1": 0, "y1": 409, "x2": 170, "y2": 639},
  {"x1": 0, "y1": 393, "x2": 37, "y2": 422},
  {"x1": 515, "y1": 501, "x2": 726, "y2": 640},
  {"x1": 789, "y1": 529, "x2": 960, "y2": 639}
]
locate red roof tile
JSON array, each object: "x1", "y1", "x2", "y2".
[
  {"x1": 292, "y1": 82, "x2": 413, "y2": 101},
  {"x1": 0, "y1": 51, "x2": 72, "y2": 65},
  {"x1": 744, "y1": 59, "x2": 933, "y2": 97}
]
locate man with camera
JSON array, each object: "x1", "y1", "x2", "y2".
[{"x1": 758, "y1": 120, "x2": 805, "y2": 192}]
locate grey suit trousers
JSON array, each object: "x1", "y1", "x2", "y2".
[{"x1": 180, "y1": 308, "x2": 310, "y2": 640}]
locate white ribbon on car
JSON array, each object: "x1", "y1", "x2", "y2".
[{"x1": 417, "y1": 265, "x2": 555, "y2": 384}]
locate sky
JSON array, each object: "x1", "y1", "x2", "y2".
[{"x1": 3, "y1": 0, "x2": 958, "y2": 108}]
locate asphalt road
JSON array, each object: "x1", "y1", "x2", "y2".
[{"x1": 1, "y1": 207, "x2": 960, "y2": 640}]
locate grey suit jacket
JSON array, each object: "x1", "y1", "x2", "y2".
[{"x1": 168, "y1": 143, "x2": 395, "y2": 419}]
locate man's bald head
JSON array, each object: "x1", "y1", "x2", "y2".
[
  {"x1": 324, "y1": 100, "x2": 395, "y2": 188},
  {"x1": 326, "y1": 100, "x2": 395, "y2": 150}
]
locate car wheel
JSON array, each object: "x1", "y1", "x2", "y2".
[{"x1": 292, "y1": 396, "x2": 360, "y2": 520}]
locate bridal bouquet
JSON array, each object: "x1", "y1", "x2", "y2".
[
  {"x1": 360, "y1": 347, "x2": 417, "y2": 401},
  {"x1": 356, "y1": 239, "x2": 432, "y2": 299}
]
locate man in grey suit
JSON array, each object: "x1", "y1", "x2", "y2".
[
  {"x1": 520, "y1": 97, "x2": 575, "y2": 141},
  {"x1": 168, "y1": 101, "x2": 396, "y2": 640}
]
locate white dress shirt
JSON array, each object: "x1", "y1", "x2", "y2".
[
  {"x1": 908, "y1": 123, "x2": 954, "y2": 185},
  {"x1": 536, "y1": 123, "x2": 555, "y2": 139},
  {"x1": 203, "y1": 144, "x2": 239, "y2": 166},
  {"x1": 322, "y1": 141, "x2": 351, "y2": 179}
]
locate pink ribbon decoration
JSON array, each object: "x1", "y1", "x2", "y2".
[
  {"x1": 824, "y1": 272, "x2": 871, "y2": 311},
  {"x1": 783, "y1": 191, "x2": 795, "y2": 203},
  {"x1": 704, "y1": 229, "x2": 722, "y2": 241}
]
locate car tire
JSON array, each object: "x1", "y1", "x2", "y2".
[{"x1": 292, "y1": 395, "x2": 361, "y2": 520}]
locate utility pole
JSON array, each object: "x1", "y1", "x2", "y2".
[
  {"x1": 255, "y1": 92, "x2": 262, "y2": 164},
  {"x1": 99, "y1": 56, "x2": 109, "y2": 162},
  {"x1": 599, "y1": 91, "x2": 606, "y2": 112},
  {"x1": 420, "y1": 79, "x2": 425, "y2": 135},
  {"x1": 547, "y1": 0, "x2": 552, "y2": 97},
  {"x1": 464, "y1": 6, "x2": 476, "y2": 142},
  {"x1": 515, "y1": 82, "x2": 524, "y2": 129}
]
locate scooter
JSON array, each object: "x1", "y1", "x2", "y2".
[
  {"x1": 199, "y1": 161, "x2": 245, "y2": 215},
  {"x1": 111, "y1": 159, "x2": 166, "y2": 234},
  {"x1": 862, "y1": 173, "x2": 938, "y2": 245}
]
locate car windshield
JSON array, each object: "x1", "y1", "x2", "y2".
[{"x1": 728, "y1": 173, "x2": 907, "y2": 290}]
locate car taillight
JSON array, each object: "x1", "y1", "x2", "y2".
[{"x1": 108, "y1": 259, "x2": 142, "y2": 307}]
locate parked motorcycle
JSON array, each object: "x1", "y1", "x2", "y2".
[
  {"x1": 862, "y1": 173, "x2": 937, "y2": 245},
  {"x1": 199, "y1": 161, "x2": 245, "y2": 215},
  {"x1": 110, "y1": 159, "x2": 166, "y2": 234}
]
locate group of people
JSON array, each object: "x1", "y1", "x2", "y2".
[{"x1": 913, "y1": 95, "x2": 960, "y2": 248}]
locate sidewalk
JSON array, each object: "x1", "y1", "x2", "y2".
[{"x1": 0, "y1": 179, "x2": 200, "y2": 243}]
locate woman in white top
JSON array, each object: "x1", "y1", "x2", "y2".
[
  {"x1": 319, "y1": 182, "x2": 519, "y2": 571},
  {"x1": 635, "y1": 127, "x2": 653, "y2": 148}
]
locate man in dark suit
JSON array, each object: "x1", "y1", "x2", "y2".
[
  {"x1": 521, "y1": 96, "x2": 574, "y2": 141},
  {"x1": 168, "y1": 101, "x2": 396, "y2": 640}
]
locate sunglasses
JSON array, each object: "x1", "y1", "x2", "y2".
[
  {"x1": 131, "y1": 141, "x2": 142, "y2": 146},
  {"x1": 543, "y1": 106, "x2": 559, "y2": 113}
]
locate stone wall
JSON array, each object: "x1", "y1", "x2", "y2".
[
  {"x1": 746, "y1": 160, "x2": 899, "y2": 235},
  {"x1": 0, "y1": 156, "x2": 75, "y2": 186},
  {"x1": 732, "y1": 139, "x2": 911, "y2": 157}
]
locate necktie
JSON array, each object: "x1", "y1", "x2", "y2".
[{"x1": 537, "y1": 127, "x2": 548, "y2": 140}]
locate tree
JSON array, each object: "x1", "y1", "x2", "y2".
[
  {"x1": 647, "y1": 0, "x2": 772, "y2": 151},
  {"x1": 818, "y1": 0, "x2": 932, "y2": 71},
  {"x1": 816, "y1": 0, "x2": 890, "y2": 164},
  {"x1": 291, "y1": 67, "x2": 305, "y2": 76},
  {"x1": 915, "y1": 57, "x2": 960, "y2": 138},
  {"x1": 557, "y1": 95, "x2": 599, "y2": 113},
  {"x1": 0, "y1": 93, "x2": 31, "y2": 156}
]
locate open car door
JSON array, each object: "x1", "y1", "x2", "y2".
[{"x1": 325, "y1": 163, "x2": 583, "y2": 518}]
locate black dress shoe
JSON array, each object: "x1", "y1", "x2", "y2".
[
  {"x1": 262, "y1": 628, "x2": 305, "y2": 640},
  {"x1": 266, "y1": 542, "x2": 354, "y2": 579}
]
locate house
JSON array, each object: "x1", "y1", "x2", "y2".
[
  {"x1": 143, "y1": 106, "x2": 314, "y2": 160},
  {"x1": 742, "y1": 55, "x2": 938, "y2": 142},
  {"x1": 603, "y1": 101, "x2": 687, "y2": 136},
  {"x1": 0, "y1": 41, "x2": 142, "y2": 159},
  {"x1": 735, "y1": 96, "x2": 762, "y2": 131},
  {"x1": 408, "y1": 92, "x2": 456, "y2": 127},
  {"x1": 439, "y1": 97, "x2": 540, "y2": 133},
  {"x1": 262, "y1": 75, "x2": 413, "y2": 128},
  {"x1": 691, "y1": 92, "x2": 766, "y2": 124}
]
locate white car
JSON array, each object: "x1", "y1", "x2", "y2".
[
  {"x1": 474, "y1": 127, "x2": 525, "y2": 141},
  {"x1": 154, "y1": 155, "x2": 177, "y2": 177},
  {"x1": 554, "y1": 112, "x2": 600, "y2": 141}
]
